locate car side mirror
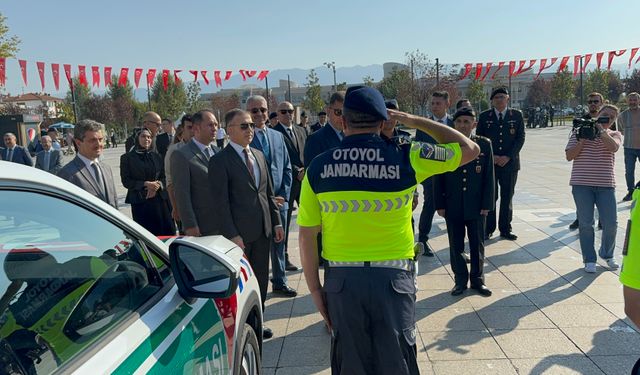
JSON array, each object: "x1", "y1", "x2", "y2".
[{"x1": 169, "y1": 241, "x2": 239, "y2": 303}]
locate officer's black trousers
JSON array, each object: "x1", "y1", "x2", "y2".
[
  {"x1": 323, "y1": 266, "x2": 419, "y2": 375},
  {"x1": 486, "y1": 168, "x2": 518, "y2": 235},
  {"x1": 418, "y1": 177, "x2": 436, "y2": 242},
  {"x1": 445, "y1": 217, "x2": 485, "y2": 287}
]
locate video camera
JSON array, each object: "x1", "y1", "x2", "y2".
[{"x1": 572, "y1": 117, "x2": 609, "y2": 140}]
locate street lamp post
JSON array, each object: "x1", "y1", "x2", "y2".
[{"x1": 324, "y1": 61, "x2": 337, "y2": 91}]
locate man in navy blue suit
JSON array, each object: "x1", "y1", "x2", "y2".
[
  {"x1": 248, "y1": 95, "x2": 296, "y2": 297},
  {"x1": 2, "y1": 132, "x2": 33, "y2": 166},
  {"x1": 304, "y1": 91, "x2": 345, "y2": 165}
]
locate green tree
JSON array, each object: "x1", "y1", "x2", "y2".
[
  {"x1": 107, "y1": 75, "x2": 137, "y2": 132},
  {"x1": 150, "y1": 74, "x2": 187, "y2": 120},
  {"x1": 303, "y1": 69, "x2": 325, "y2": 115},
  {"x1": 607, "y1": 71, "x2": 623, "y2": 103},
  {"x1": 550, "y1": 68, "x2": 575, "y2": 107},
  {"x1": 582, "y1": 69, "x2": 609, "y2": 100},
  {"x1": 0, "y1": 13, "x2": 20, "y2": 58},
  {"x1": 466, "y1": 79, "x2": 487, "y2": 113},
  {"x1": 83, "y1": 95, "x2": 114, "y2": 125},
  {"x1": 107, "y1": 75, "x2": 134, "y2": 101},
  {"x1": 378, "y1": 69, "x2": 413, "y2": 112},
  {"x1": 362, "y1": 75, "x2": 375, "y2": 87},
  {"x1": 523, "y1": 79, "x2": 551, "y2": 108},
  {"x1": 336, "y1": 82, "x2": 348, "y2": 92},
  {"x1": 65, "y1": 77, "x2": 93, "y2": 122},
  {"x1": 56, "y1": 101, "x2": 74, "y2": 123},
  {"x1": 624, "y1": 69, "x2": 640, "y2": 94},
  {"x1": 185, "y1": 81, "x2": 204, "y2": 113}
]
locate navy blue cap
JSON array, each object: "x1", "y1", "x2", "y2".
[
  {"x1": 344, "y1": 86, "x2": 389, "y2": 120},
  {"x1": 452, "y1": 107, "x2": 476, "y2": 121},
  {"x1": 269, "y1": 112, "x2": 278, "y2": 120},
  {"x1": 490, "y1": 87, "x2": 509, "y2": 100},
  {"x1": 385, "y1": 99, "x2": 399, "y2": 110},
  {"x1": 318, "y1": 111, "x2": 326, "y2": 116}
]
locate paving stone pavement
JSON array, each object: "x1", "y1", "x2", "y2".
[{"x1": 100, "y1": 125, "x2": 639, "y2": 375}]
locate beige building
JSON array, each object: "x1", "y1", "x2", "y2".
[{"x1": 1, "y1": 93, "x2": 64, "y2": 118}]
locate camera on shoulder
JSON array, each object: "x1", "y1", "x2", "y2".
[{"x1": 572, "y1": 117, "x2": 608, "y2": 140}]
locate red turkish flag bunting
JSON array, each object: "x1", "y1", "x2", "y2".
[
  {"x1": 146, "y1": 69, "x2": 156, "y2": 87},
  {"x1": 63, "y1": 64, "x2": 73, "y2": 87},
  {"x1": 104, "y1": 67, "x2": 112, "y2": 86},
  {"x1": 51, "y1": 63, "x2": 60, "y2": 90},
  {"x1": 18, "y1": 59, "x2": 27, "y2": 85},
  {"x1": 0, "y1": 58, "x2": 5, "y2": 86},
  {"x1": 474, "y1": 63, "x2": 482, "y2": 80},
  {"x1": 596, "y1": 52, "x2": 604, "y2": 69},
  {"x1": 91, "y1": 66, "x2": 100, "y2": 87},
  {"x1": 573, "y1": 56, "x2": 581, "y2": 77},
  {"x1": 189, "y1": 70, "x2": 198, "y2": 82},
  {"x1": 134, "y1": 68, "x2": 143, "y2": 88},
  {"x1": 480, "y1": 63, "x2": 493, "y2": 81},
  {"x1": 629, "y1": 48, "x2": 639, "y2": 68},
  {"x1": 201, "y1": 70, "x2": 209, "y2": 85},
  {"x1": 214, "y1": 71, "x2": 222, "y2": 87},
  {"x1": 491, "y1": 61, "x2": 506, "y2": 80},
  {"x1": 246, "y1": 70, "x2": 257, "y2": 78},
  {"x1": 118, "y1": 68, "x2": 129, "y2": 87},
  {"x1": 514, "y1": 60, "x2": 536, "y2": 76},
  {"x1": 37, "y1": 61, "x2": 45, "y2": 90},
  {"x1": 239, "y1": 70, "x2": 247, "y2": 81},
  {"x1": 224, "y1": 71, "x2": 233, "y2": 81},
  {"x1": 460, "y1": 64, "x2": 472, "y2": 80},
  {"x1": 508, "y1": 61, "x2": 516, "y2": 77},
  {"x1": 581, "y1": 54, "x2": 593, "y2": 73},
  {"x1": 608, "y1": 49, "x2": 626, "y2": 70},
  {"x1": 162, "y1": 69, "x2": 169, "y2": 90},
  {"x1": 174, "y1": 70, "x2": 182, "y2": 83},
  {"x1": 257, "y1": 70, "x2": 269, "y2": 81},
  {"x1": 557, "y1": 56, "x2": 570, "y2": 72},
  {"x1": 536, "y1": 58, "x2": 558, "y2": 79},
  {"x1": 78, "y1": 65, "x2": 88, "y2": 87}
]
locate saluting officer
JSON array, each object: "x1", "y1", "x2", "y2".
[
  {"x1": 435, "y1": 108, "x2": 495, "y2": 296},
  {"x1": 476, "y1": 87, "x2": 525, "y2": 240},
  {"x1": 297, "y1": 86, "x2": 480, "y2": 374}
]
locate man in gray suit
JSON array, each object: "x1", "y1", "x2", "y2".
[
  {"x1": 57, "y1": 119, "x2": 118, "y2": 208},
  {"x1": 171, "y1": 110, "x2": 220, "y2": 236},
  {"x1": 35, "y1": 135, "x2": 63, "y2": 174},
  {"x1": 2, "y1": 132, "x2": 33, "y2": 166}
]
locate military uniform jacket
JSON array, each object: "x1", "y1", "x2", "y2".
[
  {"x1": 476, "y1": 108, "x2": 525, "y2": 171},
  {"x1": 434, "y1": 135, "x2": 495, "y2": 221}
]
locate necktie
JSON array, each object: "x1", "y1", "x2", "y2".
[
  {"x1": 287, "y1": 127, "x2": 298, "y2": 149},
  {"x1": 7, "y1": 148, "x2": 13, "y2": 162},
  {"x1": 257, "y1": 130, "x2": 271, "y2": 164},
  {"x1": 91, "y1": 162, "x2": 107, "y2": 199},
  {"x1": 498, "y1": 112, "x2": 504, "y2": 124},
  {"x1": 43, "y1": 151, "x2": 50, "y2": 171},
  {"x1": 204, "y1": 146, "x2": 212, "y2": 161},
  {"x1": 243, "y1": 149, "x2": 257, "y2": 185},
  {"x1": 338, "y1": 131, "x2": 345, "y2": 141}
]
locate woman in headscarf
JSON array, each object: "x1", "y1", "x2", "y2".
[{"x1": 120, "y1": 128, "x2": 175, "y2": 235}]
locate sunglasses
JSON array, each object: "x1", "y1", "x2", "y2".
[
  {"x1": 238, "y1": 123, "x2": 255, "y2": 130},
  {"x1": 280, "y1": 109, "x2": 294, "y2": 114},
  {"x1": 332, "y1": 108, "x2": 343, "y2": 116},
  {"x1": 587, "y1": 100, "x2": 601, "y2": 104},
  {"x1": 250, "y1": 107, "x2": 268, "y2": 114}
]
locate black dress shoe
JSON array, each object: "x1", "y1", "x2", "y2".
[
  {"x1": 422, "y1": 241, "x2": 435, "y2": 257},
  {"x1": 451, "y1": 285, "x2": 467, "y2": 296},
  {"x1": 285, "y1": 260, "x2": 299, "y2": 271},
  {"x1": 263, "y1": 327, "x2": 273, "y2": 339},
  {"x1": 471, "y1": 284, "x2": 492, "y2": 297},
  {"x1": 272, "y1": 284, "x2": 297, "y2": 297},
  {"x1": 499, "y1": 232, "x2": 518, "y2": 240},
  {"x1": 569, "y1": 219, "x2": 579, "y2": 230},
  {"x1": 623, "y1": 191, "x2": 634, "y2": 202}
]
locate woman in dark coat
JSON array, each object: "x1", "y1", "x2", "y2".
[{"x1": 120, "y1": 128, "x2": 175, "y2": 235}]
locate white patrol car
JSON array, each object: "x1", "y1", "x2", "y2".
[{"x1": 0, "y1": 162, "x2": 263, "y2": 375}]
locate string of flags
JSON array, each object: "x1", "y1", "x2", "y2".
[
  {"x1": 460, "y1": 47, "x2": 640, "y2": 81},
  {"x1": 0, "y1": 57, "x2": 270, "y2": 91}
]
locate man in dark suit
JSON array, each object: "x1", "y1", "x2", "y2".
[
  {"x1": 304, "y1": 92, "x2": 345, "y2": 164},
  {"x1": 171, "y1": 110, "x2": 220, "y2": 237},
  {"x1": 247, "y1": 95, "x2": 296, "y2": 297},
  {"x1": 2, "y1": 132, "x2": 33, "y2": 166},
  {"x1": 476, "y1": 87, "x2": 525, "y2": 240},
  {"x1": 209, "y1": 108, "x2": 284, "y2": 339},
  {"x1": 435, "y1": 108, "x2": 494, "y2": 297},
  {"x1": 273, "y1": 101, "x2": 307, "y2": 271},
  {"x1": 415, "y1": 91, "x2": 453, "y2": 256},
  {"x1": 155, "y1": 118, "x2": 175, "y2": 160},
  {"x1": 57, "y1": 120, "x2": 118, "y2": 208},
  {"x1": 35, "y1": 135, "x2": 63, "y2": 174},
  {"x1": 310, "y1": 111, "x2": 327, "y2": 133}
]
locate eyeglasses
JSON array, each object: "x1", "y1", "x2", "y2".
[
  {"x1": 238, "y1": 123, "x2": 255, "y2": 130},
  {"x1": 250, "y1": 107, "x2": 268, "y2": 114},
  {"x1": 587, "y1": 100, "x2": 601, "y2": 104},
  {"x1": 332, "y1": 108, "x2": 343, "y2": 116},
  {"x1": 279, "y1": 109, "x2": 294, "y2": 115}
]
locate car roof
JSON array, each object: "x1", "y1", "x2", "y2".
[{"x1": 0, "y1": 160, "x2": 169, "y2": 254}]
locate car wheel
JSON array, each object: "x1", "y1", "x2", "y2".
[{"x1": 236, "y1": 323, "x2": 261, "y2": 375}]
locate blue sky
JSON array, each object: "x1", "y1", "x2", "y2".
[{"x1": 2, "y1": 0, "x2": 639, "y2": 96}]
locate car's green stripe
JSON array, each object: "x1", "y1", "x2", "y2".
[{"x1": 112, "y1": 300, "x2": 193, "y2": 374}]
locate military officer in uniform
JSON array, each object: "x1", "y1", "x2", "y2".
[
  {"x1": 298, "y1": 86, "x2": 479, "y2": 374},
  {"x1": 476, "y1": 87, "x2": 525, "y2": 240},
  {"x1": 435, "y1": 108, "x2": 495, "y2": 296}
]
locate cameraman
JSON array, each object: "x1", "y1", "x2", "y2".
[{"x1": 565, "y1": 104, "x2": 621, "y2": 273}]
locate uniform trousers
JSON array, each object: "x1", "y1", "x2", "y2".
[
  {"x1": 323, "y1": 265, "x2": 419, "y2": 375},
  {"x1": 418, "y1": 177, "x2": 436, "y2": 242},
  {"x1": 243, "y1": 234, "x2": 271, "y2": 310},
  {"x1": 486, "y1": 168, "x2": 518, "y2": 235},
  {"x1": 445, "y1": 216, "x2": 485, "y2": 287}
]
